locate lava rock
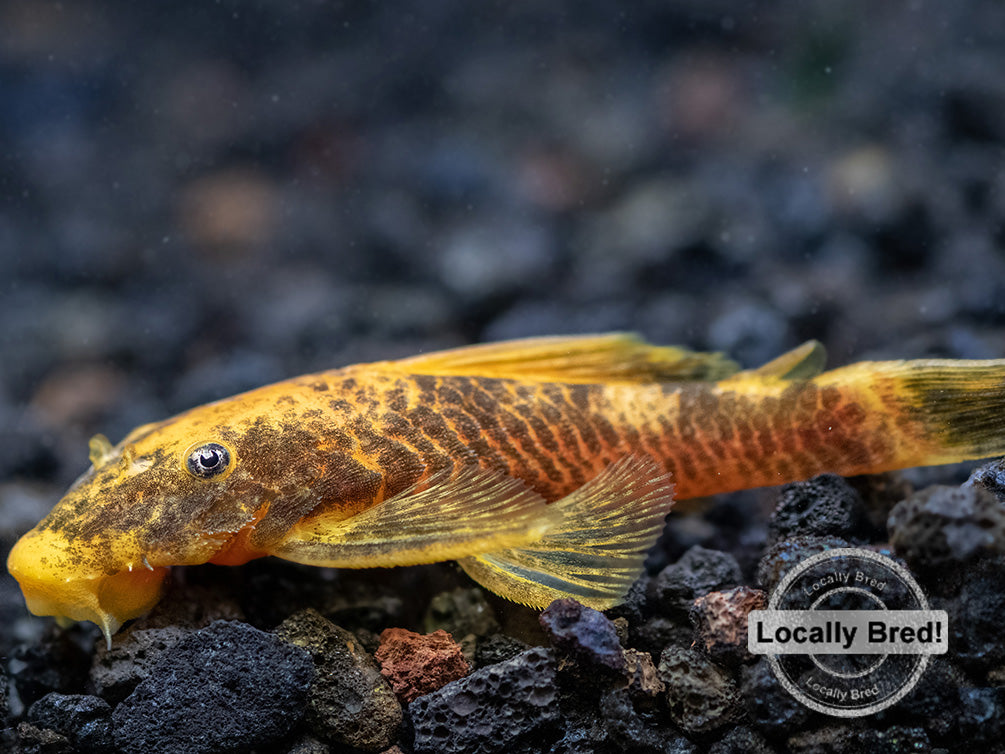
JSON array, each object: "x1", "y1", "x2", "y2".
[
  {"x1": 597, "y1": 685, "x2": 691, "y2": 753},
  {"x1": 768, "y1": 474, "x2": 868, "y2": 544},
  {"x1": 739, "y1": 659, "x2": 810, "y2": 737},
  {"x1": 134, "y1": 582, "x2": 245, "y2": 631},
  {"x1": 14, "y1": 722, "x2": 72, "y2": 754},
  {"x1": 658, "y1": 646, "x2": 742, "y2": 733},
  {"x1": 653, "y1": 546, "x2": 743, "y2": 615},
  {"x1": 11, "y1": 625, "x2": 92, "y2": 709},
  {"x1": 539, "y1": 598, "x2": 626, "y2": 673},
  {"x1": 873, "y1": 726, "x2": 932, "y2": 753},
  {"x1": 89, "y1": 583, "x2": 244, "y2": 703},
  {"x1": 474, "y1": 633, "x2": 530, "y2": 668},
  {"x1": 27, "y1": 693, "x2": 114, "y2": 752},
  {"x1": 888, "y1": 484, "x2": 1005, "y2": 570},
  {"x1": 275, "y1": 608, "x2": 402, "y2": 752},
  {"x1": 708, "y1": 725, "x2": 775, "y2": 754},
  {"x1": 967, "y1": 458, "x2": 1005, "y2": 502},
  {"x1": 606, "y1": 573, "x2": 651, "y2": 626},
  {"x1": 89, "y1": 625, "x2": 190, "y2": 703},
  {"x1": 953, "y1": 558, "x2": 1005, "y2": 669},
  {"x1": 375, "y1": 627, "x2": 470, "y2": 703},
  {"x1": 623, "y1": 648, "x2": 666, "y2": 701},
  {"x1": 409, "y1": 647, "x2": 559, "y2": 754},
  {"x1": 631, "y1": 616, "x2": 694, "y2": 657},
  {"x1": 958, "y1": 687, "x2": 1004, "y2": 744},
  {"x1": 112, "y1": 620, "x2": 313, "y2": 754},
  {"x1": 319, "y1": 576, "x2": 409, "y2": 635},
  {"x1": 285, "y1": 735, "x2": 331, "y2": 754},
  {"x1": 756, "y1": 535, "x2": 851, "y2": 592},
  {"x1": 848, "y1": 472, "x2": 915, "y2": 530},
  {"x1": 786, "y1": 726, "x2": 870, "y2": 754},
  {"x1": 423, "y1": 587, "x2": 500, "y2": 640},
  {"x1": 690, "y1": 586, "x2": 766, "y2": 665},
  {"x1": 0, "y1": 657, "x2": 8, "y2": 722}
]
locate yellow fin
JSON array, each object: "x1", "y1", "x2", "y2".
[
  {"x1": 457, "y1": 455, "x2": 675, "y2": 610},
  {"x1": 389, "y1": 333, "x2": 739, "y2": 384},
  {"x1": 272, "y1": 465, "x2": 557, "y2": 568},
  {"x1": 88, "y1": 434, "x2": 114, "y2": 468},
  {"x1": 746, "y1": 340, "x2": 827, "y2": 380}
]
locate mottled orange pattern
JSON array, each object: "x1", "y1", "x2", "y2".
[{"x1": 8, "y1": 334, "x2": 1005, "y2": 642}]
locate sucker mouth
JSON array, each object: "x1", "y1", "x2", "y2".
[{"x1": 6, "y1": 528, "x2": 169, "y2": 647}]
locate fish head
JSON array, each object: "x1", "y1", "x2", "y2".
[{"x1": 7, "y1": 405, "x2": 291, "y2": 644}]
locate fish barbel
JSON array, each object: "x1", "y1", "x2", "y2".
[{"x1": 8, "y1": 334, "x2": 1005, "y2": 644}]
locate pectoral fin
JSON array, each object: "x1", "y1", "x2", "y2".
[
  {"x1": 458, "y1": 455, "x2": 675, "y2": 610},
  {"x1": 271, "y1": 465, "x2": 557, "y2": 569}
]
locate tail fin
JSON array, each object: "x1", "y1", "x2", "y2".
[
  {"x1": 881, "y1": 359, "x2": 1005, "y2": 464},
  {"x1": 457, "y1": 455, "x2": 674, "y2": 610},
  {"x1": 816, "y1": 358, "x2": 1005, "y2": 470}
]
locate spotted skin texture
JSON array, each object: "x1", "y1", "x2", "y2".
[{"x1": 9, "y1": 335, "x2": 1005, "y2": 640}]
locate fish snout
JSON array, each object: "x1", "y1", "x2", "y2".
[{"x1": 6, "y1": 527, "x2": 168, "y2": 645}]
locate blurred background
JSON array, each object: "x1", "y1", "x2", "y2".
[{"x1": 1, "y1": 0, "x2": 1004, "y2": 643}]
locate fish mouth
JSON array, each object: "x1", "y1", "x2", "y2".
[{"x1": 7, "y1": 528, "x2": 168, "y2": 647}]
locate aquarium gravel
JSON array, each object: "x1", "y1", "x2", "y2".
[{"x1": 3, "y1": 0, "x2": 1005, "y2": 752}]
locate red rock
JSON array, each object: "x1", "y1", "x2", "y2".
[
  {"x1": 623, "y1": 648, "x2": 665, "y2": 699},
  {"x1": 375, "y1": 628, "x2": 470, "y2": 703},
  {"x1": 690, "y1": 586, "x2": 767, "y2": 664}
]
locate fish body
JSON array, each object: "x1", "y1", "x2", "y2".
[{"x1": 8, "y1": 334, "x2": 1005, "y2": 643}]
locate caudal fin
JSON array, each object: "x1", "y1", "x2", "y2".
[
  {"x1": 800, "y1": 358, "x2": 1005, "y2": 480},
  {"x1": 458, "y1": 455, "x2": 674, "y2": 610},
  {"x1": 881, "y1": 359, "x2": 1005, "y2": 464}
]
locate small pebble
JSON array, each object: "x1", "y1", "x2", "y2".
[
  {"x1": 631, "y1": 616, "x2": 694, "y2": 657},
  {"x1": 888, "y1": 484, "x2": 1005, "y2": 570},
  {"x1": 275, "y1": 609, "x2": 402, "y2": 752},
  {"x1": 739, "y1": 659, "x2": 810, "y2": 737},
  {"x1": 707, "y1": 725, "x2": 775, "y2": 754},
  {"x1": 28, "y1": 693, "x2": 114, "y2": 753},
  {"x1": 424, "y1": 587, "x2": 500, "y2": 639},
  {"x1": 875, "y1": 726, "x2": 932, "y2": 754},
  {"x1": 112, "y1": 621, "x2": 313, "y2": 754},
  {"x1": 597, "y1": 685, "x2": 691, "y2": 752},
  {"x1": 90, "y1": 582, "x2": 244, "y2": 702},
  {"x1": 375, "y1": 627, "x2": 470, "y2": 703},
  {"x1": 284, "y1": 736, "x2": 331, "y2": 754},
  {"x1": 755, "y1": 535, "x2": 851, "y2": 593},
  {"x1": 11, "y1": 625, "x2": 92, "y2": 709},
  {"x1": 658, "y1": 646, "x2": 742, "y2": 733},
  {"x1": 958, "y1": 687, "x2": 1004, "y2": 744},
  {"x1": 409, "y1": 647, "x2": 559, "y2": 754},
  {"x1": 474, "y1": 633, "x2": 530, "y2": 668},
  {"x1": 539, "y1": 598, "x2": 626, "y2": 673},
  {"x1": 15, "y1": 722, "x2": 72, "y2": 754},
  {"x1": 653, "y1": 545, "x2": 742, "y2": 615},
  {"x1": 952, "y1": 558, "x2": 1005, "y2": 670},
  {"x1": 966, "y1": 458, "x2": 1005, "y2": 502},
  {"x1": 89, "y1": 625, "x2": 191, "y2": 703},
  {"x1": 690, "y1": 586, "x2": 766, "y2": 665},
  {"x1": 768, "y1": 474, "x2": 869, "y2": 544},
  {"x1": 622, "y1": 648, "x2": 665, "y2": 700},
  {"x1": 787, "y1": 725, "x2": 876, "y2": 754}
]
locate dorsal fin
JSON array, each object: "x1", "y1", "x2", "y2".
[
  {"x1": 714, "y1": 340, "x2": 828, "y2": 389},
  {"x1": 748, "y1": 340, "x2": 827, "y2": 380},
  {"x1": 386, "y1": 333, "x2": 740, "y2": 384}
]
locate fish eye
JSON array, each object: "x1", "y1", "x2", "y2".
[{"x1": 185, "y1": 442, "x2": 233, "y2": 479}]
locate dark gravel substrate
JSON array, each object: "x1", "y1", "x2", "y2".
[{"x1": 3, "y1": 1, "x2": 1005, "y2": 751}]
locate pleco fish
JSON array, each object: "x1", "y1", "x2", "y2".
[{"x1": 8, "y1": 334, "x2": 1005, "y2": 645}]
